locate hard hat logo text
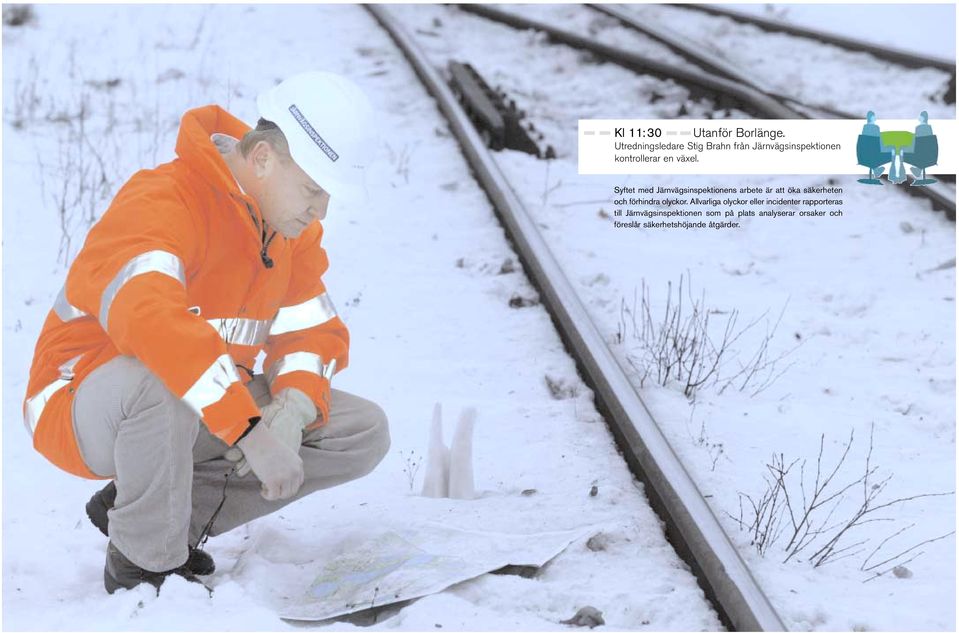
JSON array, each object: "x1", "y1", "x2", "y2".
[{"x1": 288, "y1": 104, "x2": 339, "y2": 163}]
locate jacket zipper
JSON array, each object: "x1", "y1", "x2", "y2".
[{"x1": 240, "y1": 198, "x2": 278, "y2": 269}]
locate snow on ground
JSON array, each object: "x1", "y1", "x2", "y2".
[
  {"x1": 726, "y1": 3, "x2": 957, "y2": 61},
  {"x1": 388, "y1": 4, "x2": 750, "y2": 167},
  {"x1": 390, "y1": 4, "x2": 957, "y2": 632},
  {"x1": 479, "y1": 3, "x2": 698, "y2": 70},
  {"x1": 627, "y1": 4, "x2": 954, "y2": 119},
  {"x1": 2, "y1": 5, "x2": 721, "y2": 631}
]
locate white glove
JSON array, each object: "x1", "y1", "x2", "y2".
[
  {"x1": 234, "y1": 422, "x2": 304, "y2": 500},
  {"x1": 226, "y1": 388, "x2": 317, "y2": 476}
]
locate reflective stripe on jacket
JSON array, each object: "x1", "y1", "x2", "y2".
[{"x1": 23, "y1": 105, "x2": 350, "y2": 479}]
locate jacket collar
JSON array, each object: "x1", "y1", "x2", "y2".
[
  {"x1": 175, "y1": 105, "x2": 268, "y2": 240},
  {"x1": 175, "y1": 105, "x2": 252, "y2": 197}
]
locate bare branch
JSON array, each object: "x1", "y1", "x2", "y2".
[
  {"x1": 862, "y1": 530, "x2": 956, "y2": 572},
  {"x1": 733, "y1": 426, "x2": 955, "y2": 570}
]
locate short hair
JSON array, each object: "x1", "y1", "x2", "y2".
[
  {"x1": 919, "y1": 111, "x2": 929, "y2": 123},
  {"x1": 238, "y1": 118, "x2": 291, "y2": 159}
]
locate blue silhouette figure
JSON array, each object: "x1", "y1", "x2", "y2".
[
  {"x1": 861, "y1": 111, "x2": 881, "y2": 137},
  {"x1": 914, "y1": 110, "x2": 934, "y2": 138},
  {"x1": 906, "y1": 111, "x2": 935, "y2": 178},
  {"x1": 856, "y1": 111, "x2": 889, "y2": 184},
  {"x1": 902, "y1": 111, "x2": 938, "y2": 186}
]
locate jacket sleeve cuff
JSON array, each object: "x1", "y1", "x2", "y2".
[
  {"x1": 232, "y1": 416, "x2": 261, "y2": 445},
  {"x1": 270, "y1": 372, "x2": 330, "y2": 429},
  {"x1": 199, "y1": 381, "x2": 262, "y2": 445}
]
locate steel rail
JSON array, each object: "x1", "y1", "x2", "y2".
[
  {"x1": 679, "y1": 3, "x2": 956, "y2": 77},
  {"x1": 591, "y1": 4, "x2": 779, "y2": 97},
  {"x1": 366, "y1": 4, "x2": 787, "y2": 631},
  {"x1": 914, "y1": 181, "x2": 958, "y2": 221},
  {"x1": 587, "y1": 4, "x2": 858, "y2": 120},
  {"x1": 457, "y1": 4, "x2": 804, "y2": 121}
]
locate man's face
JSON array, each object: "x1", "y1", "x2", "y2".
[{"x1": 253, "y1": 142, "x2": 330, "y2": 238}]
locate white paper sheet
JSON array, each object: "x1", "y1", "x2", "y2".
[{"x1": 280, "y1": 522, "x2": 589, "y2": 621}]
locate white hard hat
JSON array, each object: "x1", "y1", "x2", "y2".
[{"x1": 257, "y1": 71, "x2": 375, "y2": 204}]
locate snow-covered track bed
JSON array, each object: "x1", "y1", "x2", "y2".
[
  {"x1": 583, "y1": 3, "x2": 855, "y2": 121},
  {"x1": 370, "y1": 5, "x2": 956, "y2": 632},
  {"x1": 459, "y1": 4, "x2": 801, "y2": 121},
  {"x1": 680, "y1": 4, "x2": 956, "y2": 81},
  {"x1": 369, "y1": 5, "x2": 785, "y2": 631},
  {"x1": 625, "y1": 4, "x2": 956, "y2": 117},
  {"x1": 598, "y1": 3, "x2": 957, "y2": 219},
  {"x1": 446, "y1": 4, "x2": 957, "y2": 220}
]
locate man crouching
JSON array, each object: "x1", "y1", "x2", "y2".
[{"x1": 22, "y1": 71, "x2": 390, "y2": 593}]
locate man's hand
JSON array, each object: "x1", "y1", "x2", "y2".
[
  {"x1": 234, "y1": 422, "x2": 305, "y2": 500},
  {"x1": 225, "y1": 388, "x2": 317, "y2": 476},
  {"x1": 264, "y1": 388, "x2": 317, "y2": 453}
]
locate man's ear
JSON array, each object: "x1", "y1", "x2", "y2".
[{"x1": 250, "y1": 140, "x2": 274, "y2": 179}]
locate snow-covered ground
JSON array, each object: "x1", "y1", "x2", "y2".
[
  {"x1": 388, "y1": 4, "x2": 956, "y2": 631},
  {"x1": 726, "y1": 3, "x2": 956, "y2": 61},
  {"x1": 2, "y1": 4, "x2": 723, "y2": 631},
  {"x1": 507, "y1": 159, "x2": 959, "y2": 632},
  {"x1": 618, "y1": 4, "x2": 954, "y2": 119},
  {"x1": 3, "y1": 3, "x2": 955, "y2": 632}
]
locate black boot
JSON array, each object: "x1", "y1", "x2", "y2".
[
  {"x1": 104, "y1": 541, "x2": 206, "y2": 595},
  {"x1": 85, "y1": 481, "x2": 116, "y2": 537},
  {"x1": 87, "y1": 481, "x2": 216, "y2": 576}
]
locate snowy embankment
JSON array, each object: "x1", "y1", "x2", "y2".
[
  {"x1": 390, "y1": 4, "x2": 957, "y2": 632},
  {"x1": 3, "y1": 5, "x2": 721, "y2": 631}
]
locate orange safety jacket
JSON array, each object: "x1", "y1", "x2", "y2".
[{"x1": 22, "y1": 105, "x2": 350, "y2": 479}]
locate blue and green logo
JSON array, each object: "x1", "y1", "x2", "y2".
[{"x1": 856, "y1": 111, "x2": 938, "y2": 187}]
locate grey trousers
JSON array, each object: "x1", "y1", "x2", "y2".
[{"x1": 72, "y1": 355, "x2": 390, "y2": 572}]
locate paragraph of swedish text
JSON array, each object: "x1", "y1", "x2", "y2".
[{"x1": 610, "y1": 184, "x2": 844, "y2": 230}]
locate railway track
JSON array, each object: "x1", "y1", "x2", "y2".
[
  {"x1": 613, "y1": 3, "x2": 955, "y2": 118},
  {"x1": 456, "y1": 4, "x2": 956, "y2": 221},
  {"x1": 459, "y1": 3, "x2": 803, "y2": 121},
  {"x1": 586, "y1": 3, "x2": 857, "y2": 120},
  {"x1": 367, "y1": 4, "x2": 787, "y2": 631}
]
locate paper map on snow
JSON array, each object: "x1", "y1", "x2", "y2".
[{"x1": 279, "y1": 523, "x2": 588, "y2": 621}]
